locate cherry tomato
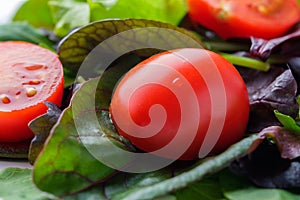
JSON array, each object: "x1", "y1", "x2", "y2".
[
  {"x1": 0, "y1": 41, "x2": 64, "y2": 142},
  {"x1": 187, "y1": 0, "x2": 300, "y2": 39},
  {"x1": 110, "y1": 48, "x2": 249, "y2": 160}
]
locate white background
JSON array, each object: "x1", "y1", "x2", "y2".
[{"x1": 0, "y1": 0, "x2": 26, "y2": 24}]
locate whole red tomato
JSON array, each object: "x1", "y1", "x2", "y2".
[
  {"x1": 187, "y1": 0, "x2": 300, "y2": 39},
  {"x1": 110, "y1": 48, "x2": 249, "y2": 160},
  {"x1": 0, "y1": 41, "x2": 64, "y2": 142}
]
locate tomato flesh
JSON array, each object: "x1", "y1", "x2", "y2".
[
  {"x1": 187, "y1": 0, "x2": 300, "y2": 39},
  {"x1": 110, "y1": 48, "x2": 249, "y2": 160},
  {"x1": 0, "y1": 41, "x2": 64, "y2": 142}
]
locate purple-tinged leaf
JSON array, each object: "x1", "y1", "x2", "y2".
[{"x1": 250, "y1": 23, "x2": 300, "y2": 61}]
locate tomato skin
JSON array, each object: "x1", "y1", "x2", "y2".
[
  {"x1": 110, "y1": 48, "x2": 249, "y2": 160},
  {"x1": 187, "y1": 0, "x2": 300, "y2": 39},
  {"x1": 0, "y1": 41, "x2": 64, "y2": 142}
]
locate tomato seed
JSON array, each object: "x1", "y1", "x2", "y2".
[
  {"x1": 1, "y1": 95, "x2": 11, "y2": 104},
  {"x1": 25, "y1": 65, "x2": 44, "y2": 70},
  {"x1": 26, "y1": 87, "x2": 37, "y2": 97}
]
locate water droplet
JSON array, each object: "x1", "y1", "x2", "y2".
[{"x1": 26, "y1": 87, "x2": 37, "y2": 97}]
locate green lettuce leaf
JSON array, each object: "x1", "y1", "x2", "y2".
[
  {"x1": 88, "y1": 0, "x2": 187, "y2": 25},
  {"x1": 0, "y1": 168, "x2": 55, "y2": 200},
  {"x1": 13, "y1": 0, "x2": 54, "y2": 30},
  {"x1": 48, "y1": 0, "x2": 90, "y2": 37}
]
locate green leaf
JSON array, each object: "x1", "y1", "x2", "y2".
[
  {"x1": 48, "y1": 0, "x2": 90, "y2": 37},
  {"x1": 174, "y1": 174, "x2": 226, "y2": 200},
  {"x1": 88, "y1": 0, "x2": 187, "y2": 25},
  {"x1": 0, "y1": 168, "x2": 55, "y2": 200},
  {"x1": 220, "y1": 170, "x2": 300, "y2": 200},
  {"x1": 274, "y1": 110, "x2": 300, "y2": 133},
  {"x1": 13, "y1": 0, "x2": 54, "y2": 30},
  {"x1": 0, "y1": 23, "x2": 55, "y2": 48},
  {"x1": 58, "y1": 19, "x2": 204, "y2": 76},
  {"x1": 32, "y1": 83, "x2": 116, "y2": 196},
  {"x1": 28, "y1": 103, "x2": 62, "y2": 164},
  {"x1": 32, "y1": 62, "x2": 137, "y2": 196},
  {"x1": 111, "y1": 134, "x2": 262, "y2": 200}
]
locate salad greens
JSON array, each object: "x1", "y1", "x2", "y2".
[{"x1": 1, "y1": 0, "x2": 300, "y2": 199}]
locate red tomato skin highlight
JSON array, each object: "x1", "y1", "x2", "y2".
[
  {"x1": 110, "y1": 48, "x2": 249, "y2": 160},
  {"x1": 187, "y1": 0, "x2": 300, "y2": 39},
  {"x1": 0, "y1": 41, "x2": 64, "y2": 142}
]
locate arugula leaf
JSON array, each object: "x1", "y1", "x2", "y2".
[
  {"x1": 0, "y1": 168, "x2": 55, "y2": 200},
  {"x1": 221, "y1": 170, "x2": 300, "y2": 200},
  {"x1": 88, "y1": 0, "x2": 187, "y2": 26},
  {"x1": 0, "y1": 23, "x2": 55, "y2": 48}
]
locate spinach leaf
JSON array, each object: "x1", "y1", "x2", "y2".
[
  {"x1": 0, "y1": 168, "x2": 55, "y2": 200},
  {"x1": 88, "y1": 0, "x2": 187, "y2": 26},
  {"x1": 0, "y1": 23, "x2": 55, "y2": 48},
  {"x1": 221, "y1": 169, "x2": 300, "y2": 200}
]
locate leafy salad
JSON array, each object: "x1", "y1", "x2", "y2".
[{"x1": 1, "y1": 0, "x2": 300, "y2": 199}]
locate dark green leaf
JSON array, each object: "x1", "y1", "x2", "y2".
[
  {"x1": 174, "y1": 174, "x2": 226, "y2": 200},
  {"x1": 28, "y1": 103, "x2": 62, "y2": 164},
  {"x1": 221, "y1": 170, "x2": 300, "y2": 200},
  {"x1": 13, "y1": 0, "x2": 54, "y2": 30},
  {"x1": 32, "y1": 61, "x2": 137, "y2": 196},
  {"x1": 111, "y1": 134, "x2": 262, "y2": 200},
  {"x1": 0, "y1": 140, "x2": 30, "y2": 158},
  {"x1": 0, "y1": 23, "x2": 55, "y2": 48},
  {"x1": 0, "y1": 168, "x2": 55, "y2": 200},
  {"x1": 58, "y1": 19, "x2": 204, "y2": 76},
  {"x1": 88, "y1": 0, "x2": 187, "y2": 26}
]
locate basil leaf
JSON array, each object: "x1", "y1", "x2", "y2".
[
  {"x1": 221, "y1": 170, "x2": 300, "y2": 200},
  {"x1": 0, "y1": 168, "x2": 55, "y2": 200},
  {"x1": 88, "y1": 0, "x2": 187, "y2": 25}
]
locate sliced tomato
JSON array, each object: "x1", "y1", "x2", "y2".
[
  {"x1": 187, "y1": 0, "x2": 300, "y2": 39},
  {"x1": 0, "y1": 41, "x2": 64, "y2": 142}
]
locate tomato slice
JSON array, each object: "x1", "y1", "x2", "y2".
[
  {"x1": 187, "y1": 0, "x2": 300, "y2": 39},
  {"x1": 0, "y1": 41, "x2": 64, "y2": 142}
]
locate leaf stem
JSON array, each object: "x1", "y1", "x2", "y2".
[
  {"x1": 220, "y1": 53, "x2": 270, "y2": 72},
  {"x1": 116, "y1": 134, "x2": 261, "y2": 200}
]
